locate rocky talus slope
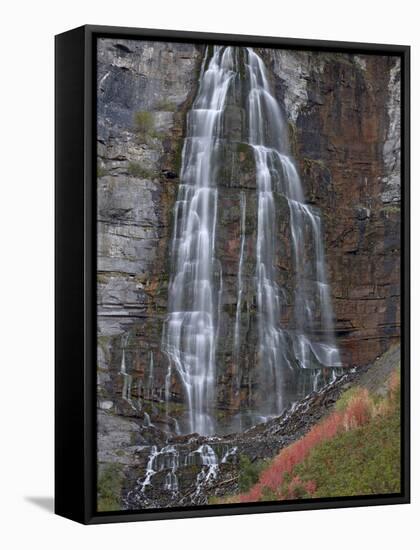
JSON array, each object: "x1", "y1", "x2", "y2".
[{"x1": 97, "y1": 344, "x2": 400, "y2": 510}]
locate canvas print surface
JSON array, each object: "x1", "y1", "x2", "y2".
[{"x1": 96, "y1": 39, "x2": 401, "y2": 511}]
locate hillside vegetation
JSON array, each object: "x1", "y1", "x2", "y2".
[{"x1": 215, "y1": 364, "x2": 401, "y2": 504}]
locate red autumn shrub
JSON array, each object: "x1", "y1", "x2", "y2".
[
  {"x1": 343, "y1": 388, "x2": 371, "y2": 430},
  {"x1": 282, "y1": 476, "x2": 315, "y2": 499},
  {"x1": 304, "y1": 479, "x2": 317, "y2": 496},
  {"x1": 388, "y1": 369, "x2": 400, "y2": 399},
  {"x1": 239, "y1": 410, "x2": 344, "y2": 503}
]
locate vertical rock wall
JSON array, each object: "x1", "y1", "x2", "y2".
[
  {"x1": 263, "y1": 50, "x2": 401, "y2": 366},
  {"x1": 97, "y1": 42, "x2": 401, "y2": 436},
  {"x1": 96, "y1": 39, "x2": 203, "y2": 433}
]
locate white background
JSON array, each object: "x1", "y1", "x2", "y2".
[{"x1": 1, "y1": 0, "x2": 417, "y2": 548}]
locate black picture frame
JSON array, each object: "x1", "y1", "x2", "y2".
[{"x1": 55, "y1": 24, "x2": 410, "y2": 525}]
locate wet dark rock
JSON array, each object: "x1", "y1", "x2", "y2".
[
  {"x1": 115, "y1": 43, "x2": 133, "y2": 54},
  {"x1": 161, "y1": 169, "x2": 178, "y2": 179}
]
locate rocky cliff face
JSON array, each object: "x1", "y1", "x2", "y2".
[
  {"x1": 263, "y1": 50, "x2": 401, "y2": 367},
  {"x1": 96, "y1": 40, "x2": 400, "y2": 455},
  {"x1": 96, "y1": 39, "x2": 203, "y2": 438}
]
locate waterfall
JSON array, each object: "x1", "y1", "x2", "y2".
[
  {"x1": 143, "y1": 411, "x2": 153, "y2": 428},
  {"x1": 138, "y1": 445, "x2": 179, "y2": 495},
  {"x1": 148, "y1": 351, "x2": 154, "y2": 399},
  {"x1": 162, "y1": 46, "x2": 238, "y2": 435},
  {"x1": 120, "y1": 334, "x2": 133, "y2": 405},
  {"x1": 233, "y1": 191, "x2": 246, "y2": 392},
  {"x1": 192, "y1": 444, "x2": 219, "y2": 502},
  {"x1": 246, "y1": 48, "x2": 341, "y2": 414},
  {"x1": 129, "y1": 440, "x2": 238, "y2": 507},
  {"x1": 162, "y1": 46, "x2": 341, "y2": 435}
]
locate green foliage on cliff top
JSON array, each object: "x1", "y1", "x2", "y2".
[{"x1": 97, "y1": 463, "x2": 125, "y2": 512}]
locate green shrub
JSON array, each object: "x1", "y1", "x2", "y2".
[
  {"x1": 97, "y1": 463, "x2": 125, "y2": 512},
  {"x1": 133, "y1": 111, "x2": 165, "y2": 142},
  {"x1": 127, "y1": 162, "x2": 155, "y2": 179},
  {"x1": 381, "y1": 204, "x2": 401, "y2": 215},
  {"x1": 97, "y1": 162, "x2": 108, "y2": 178},
  {"x1": 134, "y1": 111, "x2": 154, "y2": 134},
  {"x1": 238, "y1": 456, "x2": 266, "y2": 492},
  {"x1": 260, "y1": 486, "x2": 280, "y2": 501},
  {"x1": 334, "y1": 386, "x2": 362, "y2": 411},
  {"x1": 155, "y1": 99, "x2": 176, "y2": 111}
]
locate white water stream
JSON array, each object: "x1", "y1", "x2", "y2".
[
  {"x1": 247, "y1": 48, "x2": 341, "y2": 415},
  {"x1": 161, "y1": 46, "x2": 341, "y2": 435},
  {"x1": 162, "y1": 47, "x2": 238, "y2": 435}
]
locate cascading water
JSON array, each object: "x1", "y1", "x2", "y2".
[
  {"x1": 138, "y1": 445, "x2": 179, "y2": 495},
  {"x1": 127, "y1": 440, "x2": 238, "y2": 508},
  {"x1": 120, "y1": 334, "x2": 134, "y2": 406},
  {"x1": 246, "y1": 48, "x2": 341, "y2": 415},
  {"x1": 232, "y1": 191, "x2": 246, "y2": 395},
  {"x1": 162, "y1": 46, "x2": 238, "y2": 435},
  {"x1": 162, "y1": 45, "x2": 341, "y2": 436},
  {"x1": 148, "y1": 351, "x2": 154, "y2": 399}
]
